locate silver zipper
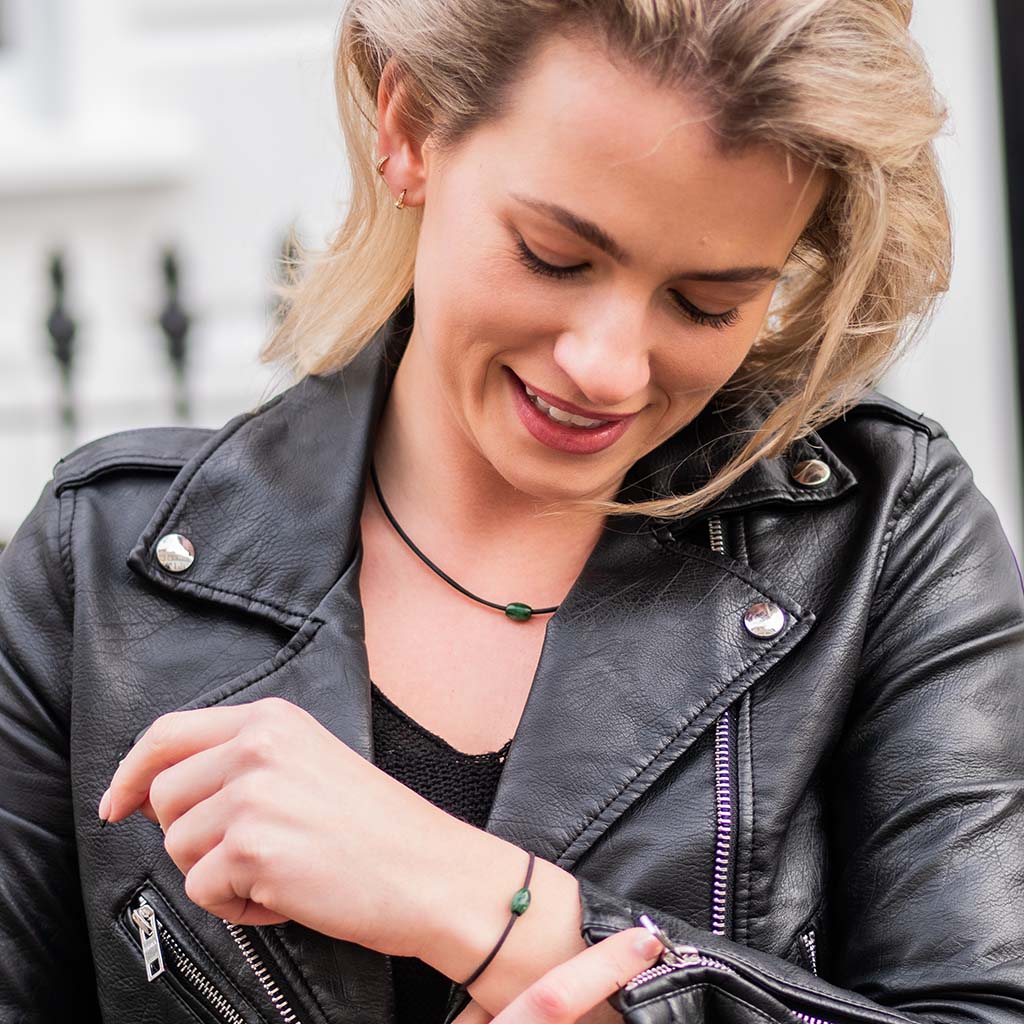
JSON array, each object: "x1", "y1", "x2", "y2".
[
  {"x1": 131, "y1": 896, "x2": 246, "y2": 1024},
  {"x1": 800, "y1": 927, "x2": 819, "y2": 976},
  {"x1": 708, "y1": 513, "x2": 734, "y2": 937},
  {"x1": 222, "y1": 921, "x2": 303, "y2": 1023}
]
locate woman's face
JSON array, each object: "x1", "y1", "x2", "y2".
[{"x1": 382, "y1": 31, "x2": 830, "y2": 505}]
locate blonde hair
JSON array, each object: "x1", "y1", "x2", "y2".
[{"x1": 259, "y1": 0, "x2": 951, "y2": 521}]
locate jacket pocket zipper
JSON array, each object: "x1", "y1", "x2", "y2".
[
  {"x1": 124, "y1": 888, "x2": 249, "y2": 1024},
  {"x1": 708, "y1": 513, "x2": 735, "y2": 937},
  {"x1": 125, "y1": 881, "x2": 308, "y2": 1024},
  {"x1": 622, "y1": 938, "x2": 836, "y2": 1024},
  {"x1": 799, "y1": 926, "x2": 819, "y2": 976}
]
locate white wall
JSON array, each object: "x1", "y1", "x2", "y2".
[
  {"x1": 883, "y1": 0, "x2": 1022, "y2": 557},
  {"x1": 0, "y1": 0, "x2": 345, "y2": 540}
]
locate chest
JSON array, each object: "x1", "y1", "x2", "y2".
[{"x1": 358, "y1": 536, "x2": 551, "y2": 756}]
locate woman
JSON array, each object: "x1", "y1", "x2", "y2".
[{"x1": 1, "y1": 1, "x2": 1021, "y2": 1022}]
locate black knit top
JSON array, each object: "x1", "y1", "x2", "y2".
[{"x1": 370, "y1": 680, "x2": 512, "y2": 1023}]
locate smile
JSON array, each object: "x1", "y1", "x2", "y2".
[
  {"x1": 505, "y1": 369, "x2": 639, "y2": 456},
  {"x1": 522, "y1": 385, "x2": 611, "y2": 428}
]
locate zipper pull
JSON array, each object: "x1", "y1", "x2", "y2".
[
  {"x1": 131, "y1": 896, "x2": 166, "y2": 981},
  {"x1": 636, "y1": 913, "x2": 701, "y2": 966}
]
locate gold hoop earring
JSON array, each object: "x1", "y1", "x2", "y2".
[
  {"x1": 394, "y1": 188, "x2": 407, "y2": 209},
  {"x1": 375, "y1": 154, "x2": 390, "y2": 175}
]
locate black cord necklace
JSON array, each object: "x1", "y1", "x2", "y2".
[{"x1": 369, "y1": 460, "x2": 559, "y2": 622}]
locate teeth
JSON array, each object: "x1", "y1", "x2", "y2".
[{"x1": 523, "y1": 384, "x2": 609, "y2": 428}]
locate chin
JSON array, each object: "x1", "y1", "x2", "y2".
[{"x1": 494, "y1": 456, "x2": 624, "y2": 507}]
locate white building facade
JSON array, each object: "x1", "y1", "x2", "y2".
[{"x1": 1, "y1": 0, "x2": 1020, "y2": 559}]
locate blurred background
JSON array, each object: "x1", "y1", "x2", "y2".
[{"x1": 1, "y1": 0, "x2": 1022, "y2": 561}]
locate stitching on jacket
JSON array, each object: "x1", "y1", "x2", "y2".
[
  {"x1": 59, "y1": 487, "x2": 76, "y2": 605},
  {"x1": 189, "y1": 617, "x2": 326, "y2": 711},
  {"x1": 734, "y1": 515, "x2": 752, "y2": 944},
  {"x1": 745, "y1": 690, "x2": 756, "y2": 947},
  {"x1": 55, "y1": 455, "x2": 193, "y2": 495},
  {"x1": 153, "y1": 574, "x2": 323, "y2": 627},
  {"x1": 866, "y1": 429, "x2": 925, "y2": 616}
]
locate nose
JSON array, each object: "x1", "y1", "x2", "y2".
[{"x1": 551, "y1": 316, "x2": 652, "y2": 413}]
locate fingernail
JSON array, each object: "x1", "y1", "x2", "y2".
[
  {"x1": 635, "y1": 934, "x2": 663, "y2": 958},
  {"x1": 98, "y1": 787, "x2": 111, "y2": 822}
]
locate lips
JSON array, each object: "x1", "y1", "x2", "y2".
[
  {"x1": 518, "y1": 378, "x2": 637, "y2": 423},
  {"x1": 505, "y1": 368, "x2": 638, "y2": 456}
]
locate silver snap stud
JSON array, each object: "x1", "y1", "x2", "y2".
[
  {"x1": 743, "y1": 601, "x2": 787, "y2": 638},
  {"x1": 155, "y1": 533, "x2": 195, "y2": 573},
  {"x1": 791, "y1": 459, "x2": 831, "y2": 487}
]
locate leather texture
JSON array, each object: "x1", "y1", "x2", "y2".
[{"x1": 1, "y1": 290, "x2": 1022, "y2": 1024}]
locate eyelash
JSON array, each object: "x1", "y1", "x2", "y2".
[{"x1": 512, "y1": 236, "x2": 742, "y2": 331}]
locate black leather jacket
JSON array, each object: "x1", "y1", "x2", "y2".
[{"x1": 2, "y1": 295, "x2": 1023, "y2": 1024}]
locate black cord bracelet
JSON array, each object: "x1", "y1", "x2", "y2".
[{"x1": 460, "y1": 851, "x2": 536, "y2": 989}]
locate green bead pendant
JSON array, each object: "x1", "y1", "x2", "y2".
[
  {"x1": 510, "y1": 886, "x2": 532, "y2": 915},
  {"x1": 504, "y1": 602, "x2": 533, "y2": 622}
]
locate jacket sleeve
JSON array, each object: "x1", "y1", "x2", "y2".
[
  {"x1": 577, "y1": 429, "x2": 1024, "y2": 1024},
  {"x1": 0, "y1": 478, "x2": 102, "y2": 1020}
]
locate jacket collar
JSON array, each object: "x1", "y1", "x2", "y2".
[{"x1": 127, "y1": 290, "x2": 855, "y2": 632}]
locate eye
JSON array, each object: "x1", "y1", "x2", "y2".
[
  {"x1": 668, "y1": 292, "x2": 741, "y2": 331},
  {"x1": 513, "y1": 235, "x2": 588, "y2": 279},
  {"x1": 513, "y1": 234, "x2": 742, "y2": 332}
]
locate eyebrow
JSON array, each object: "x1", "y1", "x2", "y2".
[{"x1": 509, "y1": 192, "x2": 782, "y2": 284}]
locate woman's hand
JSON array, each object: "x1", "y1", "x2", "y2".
[
  {"x1": 453, "y1": 927, "x2": 664, "y2": 1024},
  {"x1": 97, "y1": 696, "x2": 483, "y2": 957}
]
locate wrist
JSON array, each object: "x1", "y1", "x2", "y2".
[
  {"x1": 419, "y1": 823, "x2": 529, "y2": 982},
  {"x1": 419, "y1": 825, "x2": 587, "y2": 1015}
]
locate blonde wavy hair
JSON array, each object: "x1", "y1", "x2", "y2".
[{"x1": 259, "y1": 0, "x2": 951, "y2": 521}]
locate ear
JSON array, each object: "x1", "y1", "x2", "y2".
[{"x1": 376, "y1": 59, "x2": 430, "y2": 208}]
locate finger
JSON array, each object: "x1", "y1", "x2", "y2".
[
  {"x1": 101, "y1": 705, "x2": 252, "y2": 823},
  {"x1": 452, "y1": 999, "x2": 494, "y2": 1024},
  {"x1": 489, "y1": 927, "x2": 663, "y2": 1023},
  {"x1": 147, "y1": 742, "x2": 234, "y2": 832},
  {"x1": 160, "y1": 786, "x2": 233, "y2": 878},
  {"x1": 183, "y1": 836, "x2": 290, "y2": 926}
]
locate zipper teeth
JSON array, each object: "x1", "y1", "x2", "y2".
[
  {"x1": 801, "y1": 928, "x2": 819, "y2": 976},
  {"x1": 708, "y1": 514, "x2": 726, "y2": 556},
  {"x1": 132, "y1": 902, "x2": 246, "y2": 1024},
  {"x1": 793, "y1": 1014, "x2": 833, "y2": 1024},
  {"x1": 622, "y1": 953, "x2": 838, "y2": 1024},
  {"x1": 708, "y1": 513, "x2": 733, "y2": 938},
  {"x1": 711, "y1": 710, "x2": 733, "y2": 935},
  {"x1": 624, "y1": 952, "x2": 732, "y2": 990},
  {"x1": 222, "y1": 921, "x2": 303, "y2": 1024}
]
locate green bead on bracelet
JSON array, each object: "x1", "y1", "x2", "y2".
[
  {"x1": 510, "y1": 885, "x2": 532, "y2": 914},
  {"x1": 460, "y1": 851, "x2": 536, "y2": 990}
]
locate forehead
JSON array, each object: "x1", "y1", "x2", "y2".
[{"x1": 465, "y1": 31, "x2": 827, "y2": 269}]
